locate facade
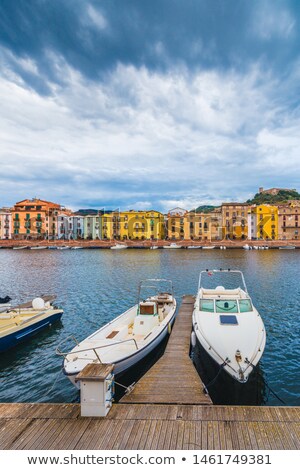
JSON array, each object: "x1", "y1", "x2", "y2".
[
  {"x1": 0, "y1": 209, "x2": 12, "y2": 239},
  {"x1": 12, "y1": 198, "x2": 61, "y2": 239},
  {"x1": 221, "y1": 203, "x2": 249, "y2": 240},
  {"x1": 83, "y1": 215, "x2": 102, "y2": 240},
  {"x1": 278, "y1": 202, "x2": 300, "y2": 240},
  {"x1": 184, "y1": 209, "x2": 222, "y2": 241},
  {"x1": 57, "y1": 213, "x2": 84, "y2": 240},
  {"x1": 166, "y1": 208, "x2": 187, "y2": 240},
  {"x1": 101, "y1": 210, "x2": 164, "y2": 240},
  {"x1": 247, "y1": 205, "x2": 278, "y2": 240}
]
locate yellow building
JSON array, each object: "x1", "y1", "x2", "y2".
[
  {"x1": 247, "y1": 205, "x2": 278, "y2": 240},
  {"x1": 101, "y1": 210, "x2": 164, "y2": 240}
]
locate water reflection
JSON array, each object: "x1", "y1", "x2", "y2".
[{"x1": 0, "y1": 249, "x2": 299, "y2": 405}]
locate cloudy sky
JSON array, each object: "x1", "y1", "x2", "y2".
[{"x1": 1, "y1": 0, "x2": 300, "y2": 212}]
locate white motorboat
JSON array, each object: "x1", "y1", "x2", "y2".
[
  {"x1": 187, "y1": 246, "x2": 201, "y2": 249},
  {"x1": 71, "y1": 246, "x2": 83, "y2": 250},
  {"x1": 13, "y1": 246, "x2": 28, "y2": 250},
  {"x1": 243, "y1": 244, "x2": 252, "y2": 250},
  {"x1": 150, "y1": 246, "x2": 159, "y2": 250},
  {"x1": 192, "y1": 269, "x2": 266, "y2": 384},
  {"x1": 111, "y1": 244, "x2": 128, "y2": 250},
  {"x1": 57, "y1": 246, "x2": 70, "y2": 250},
  {"x1": 58, "y1": 279, "x2": 177, "y2": 388},
  {"x1": 30, "y1": 246, "x2": 47, "y2": 250},
  {"x1": 202, "y1": 246, "x2": 215, "y2": 250},
  {"x1": 279, "y1": 246, "x2": 296, "y2": 250},
  {"x1": 163, "y1": 243, "x2": 181, "y2": 249}
]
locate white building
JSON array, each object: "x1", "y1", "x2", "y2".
[
  {"x1": 0, "y1": 209, "x2": 12, "y2": 239},
  {"x1": 57, "y1": 213, "x2": 84, "y2": 240}
]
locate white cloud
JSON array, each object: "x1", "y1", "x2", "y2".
[
  {"x1": 252, "y1": 3, "x2": 296, "y2": 40},
  {"x1": 0, "y1": 53, "x2": 299, "y2": 209},
  {"x1": 86, "y1": 5, "x2": 108, "y2": 31}
]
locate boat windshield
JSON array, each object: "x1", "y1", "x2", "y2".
[
  {"x1": 199, "y1": 299, "x2": 253, "y2": 313},
  {"x1": 216, "y1": 300, "x2": 238, "y2": 313},
  {"x1": 239, "y1": 299, "x2": 253, "y2": 312},
  {"x1": 200, "y1": 300, "x2": 214, "y2": 312}
]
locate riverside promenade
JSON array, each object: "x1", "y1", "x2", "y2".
[{"x1": 1, "y1": 239, "x2": 300, "y2": 249}]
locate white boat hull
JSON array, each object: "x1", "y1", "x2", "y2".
[
  {"x1": 61, "y1": 284, "x2": 177, "y2": 390},
  {"x1": 65, "y1": 318, "x2": 175, "y2": 388},
  {"x1": 192, "y1": 270, "x2": 266, "y2": 384}
]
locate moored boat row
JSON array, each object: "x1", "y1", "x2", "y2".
[{"x1": 0, "y1": 268, "x2": 267, "y2": 400}]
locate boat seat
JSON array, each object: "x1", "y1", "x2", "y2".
[
  {"x1": 202, "y1": 288, "x2": 240, "y2": 295},
  {"x1": 133, "y1": 315, "x2": 159, "y2": 336}
]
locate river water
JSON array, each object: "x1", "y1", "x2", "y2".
[{"x1": 0, "y1": 248, "x2": 299, "y2": 406}]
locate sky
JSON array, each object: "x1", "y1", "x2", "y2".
[{"x1": 0, "y1": 0, "x2": 300, "y2": 212}]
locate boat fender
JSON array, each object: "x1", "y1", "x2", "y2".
[
  {"x1": 32, "y1": 297, "x2": 45, "y2": 310},
  {"x1": 168, "y1": 323, "x2": 171, "y2": 334},
  {"x1": 191, "y1": 331, "x2": 196, "y2": 348}
]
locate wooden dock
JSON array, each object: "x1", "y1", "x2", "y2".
[
  {"x1": 0, "y1": 403, "x2": 299, "y2": 449},
  {"x1": 0, "y1": 295, "x2": 299, "y2": 450},
  {"x1": 120, "y1": 295, "x2": 211, "y2": 405}
]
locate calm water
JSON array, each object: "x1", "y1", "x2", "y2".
[{"x1": 0, "y1": 248, "x2": 299, "y2": 406}]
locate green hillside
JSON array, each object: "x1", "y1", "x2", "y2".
[
  {"x1": 247, "y1": 189, "x2": 300, "y2": 204},
  {"x1": 191, "y1": 205, "x2": 219, "y2": 213}
]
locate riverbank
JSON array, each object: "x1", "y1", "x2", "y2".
[{"x1": 0, "y1": 239, "x2": 299, "y2": 249}]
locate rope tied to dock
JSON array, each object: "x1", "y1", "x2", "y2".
[
  {"x1": 203, "y1": 359, "x2": 228, "y2": 394},
  {"x1": 245, "y1": 358, "x2": 286, "y2": 405}
]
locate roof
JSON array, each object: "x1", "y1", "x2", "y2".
[{"x1": 14, "y1": 198, "x2": 61, "y2": 209}]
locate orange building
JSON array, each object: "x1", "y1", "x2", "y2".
[{"x1": 12, "y1": 198, "x2": 61, "y2": 239}]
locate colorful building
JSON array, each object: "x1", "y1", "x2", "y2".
[
  {"x1": 57, "y1": 213, "x2": 84, "y2": 240},
  {"x1": 184, "y1": 209, "x2": 222, "y2": 241},
  {"x1": 12, "y1": 198, "x2": 61, "y2": 239},
  {"x1": 278, "y1": 202, "x2": 300, "y2": 240},
  {"x1": 83, "y1": 214, "x2": 102, "y2": 240},
  {"x1": 0, "y1": 209, "x2": 12, "y2": 239},
  {"x1": 101, "y1": 210, "x2": 165, "y2": 240},
  {"x1": 221, "y1": 203, "x2": 249, "y2": 240},
  {"x1": 247, "y1": 205, "x2": 278, "y2": 240},
  {"x1": 166, "y1": 208, "x2": 187, "y2": 240}
]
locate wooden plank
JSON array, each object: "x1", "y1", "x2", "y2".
[
  {"x1": 74, "y1": 418, "x2": 111, "y2": 450},
  {"x1": 75, "y1": 364, "x2": 114, "y2": 382},
  {"x1": 121, "y1": 296, "x2": 211, "y2": 405},
  {"x1": 0, "y1": 418, "x2": 34, "y2": 450},
  {"x1": 1, "y1": 403, "x2": 300, "y2": 450}
]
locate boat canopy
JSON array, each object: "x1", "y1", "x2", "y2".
[{"x1": 198, "y1": 269, "x2": 248, "y2": 292}]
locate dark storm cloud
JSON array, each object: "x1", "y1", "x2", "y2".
[
  {"x1": 0, "y1": 0, "x2": 300, "y2": 210},
  {"x1": 1, "y1": 0, "x2": 299, "y2": 92}
]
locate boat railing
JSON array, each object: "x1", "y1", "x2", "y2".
[
  {"x1": 56, "y1": 335, "x2": 139, "y2": 363},
  {"x1": 198, "y1": 269, "x2": 248, "y2": 292},
  {"x1": 138, "y1": 278, "x2": 174, "y2": 304}
]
